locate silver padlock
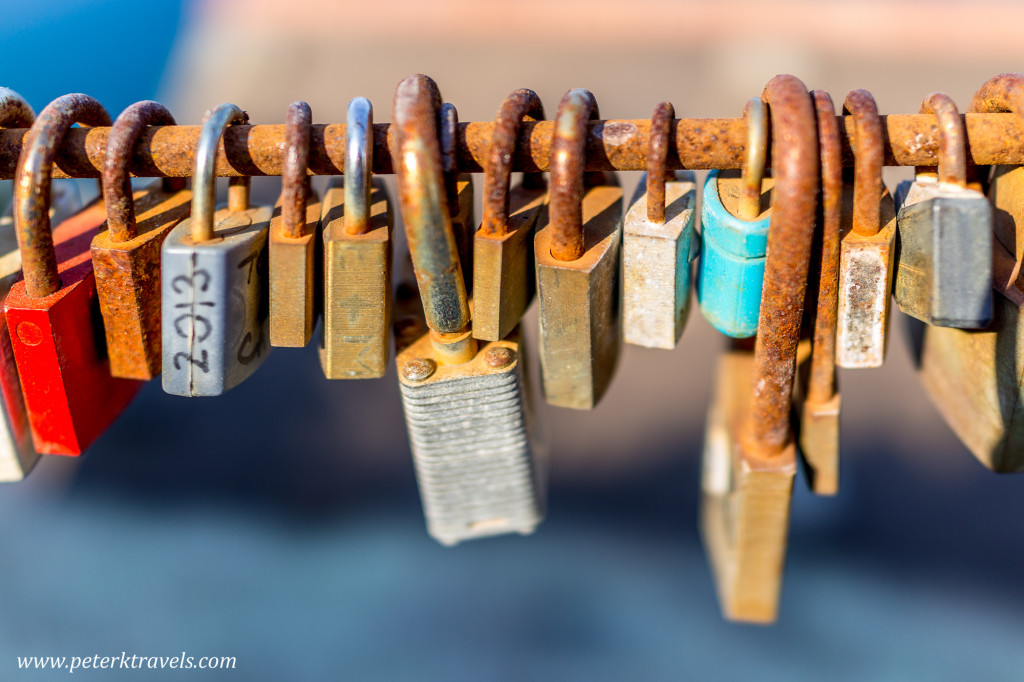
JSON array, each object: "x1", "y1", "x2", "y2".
[
  {"x1": 894, "y1": 92, "x2": 993, "y2": 328},
  {"x1": 392, "y1": 74, "x2": 543, "y2": 546},
  {"x1": 161, "y1": 104, "x2": 272, "y2": 396}
]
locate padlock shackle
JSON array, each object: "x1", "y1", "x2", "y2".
[
  {"x1": 738, "y1": 97, "x2": 768, "y2": 220},
  {"x1": 481, "y1": 89, "x2": 546, "y2": 237},
  {"x1": 392, "y1": 74, "x2": 470, "y2": 336},
  {"x1": 842, "y1": 90, "x2": 884, "y2": 238},
  {"x1": 744, "y1": 75, "x2": 819, "y2": 458},
  {"x1": 919, "y1": 93, "x2": 967, "y2": 189},
  {"x1": 281, "y1": 101, "x2": 312, "y2": 239},
  {"x1": 549, "y1": 88, "x2": 600, "y2": 262},
  {"x1": 192, "y1": 103, "x2": 249, "y2": 243},
  {"x1": 15, "y1": 93, "x2": 111, "y2": 299},
  {"x1": 969, "y1": 72, "x2": 1024, "y2": 118},
  {"x1": 439, "y1": 103, "x2": 461, "y2": 219},
  {"x1": 0, "y1": 88, "x2": 34, "y2": 129},
  {"x1": 102, "y1": 101, "x2": 181, "y2": 243},
  {"x1": 344, "y1": 97, "x2": 374, "y2": 236},
  {"x1": 645, "y1": 101, "x2": 675, "y2": 224}
]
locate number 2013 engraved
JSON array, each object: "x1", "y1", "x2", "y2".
[{"x1": 171, "y1": 269, "x2": 215, "y2": 374}]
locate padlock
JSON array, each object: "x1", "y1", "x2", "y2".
[
  {"x1": 700, "y1": 74, "x2": 818, "y2": 623},
  {"x1": 269, "y1": 101, "x2": 322, "y2": 347},
  {"x1": 319, "y1": 96, "x2": 393, "y2": 379},
  {"x1": 472, "y1": 88, "x2": 547, "y2": 342},
  {"x1": 792, "y1": 89, "x2": 843, "y2": 495},
  {"x1": 915, "y1": 73, "x2": 1024, "y2": 472},
  {"x1": 91, "y1": 101, "x2": 192, "y2": 380},
  {"x1": 623, "y1": 101, "x2": 697, "y2": 349},
  {"x1": 534, "y1": 88, "x2": 623, "y2": 409},
  {"x1": 5, "y1": 94, "x2": 142, "y2": 456},
  {"x1": 835, "y1": 89, "x2": 898, "y2": 368},
  {"x1": 392, "y1": 73, "x2": 543, "y2": 545},
  {"x1": 439, "y1": 102, "x2": 475, "y2": 294},
  {"x1": 697, "y1": 97, "x2": 774, "y2": 338},
  {"x1": 893, "y1": 93, "x2": 993, "y2": 328},
  {"x1": 161, "y1": 103, "x2": 271, "y2": 396}
]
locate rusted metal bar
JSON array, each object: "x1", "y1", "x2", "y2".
[{"x1": 0, "y1": 113, "x2": 1022, "y2": 179}]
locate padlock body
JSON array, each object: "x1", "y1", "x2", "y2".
[
  {"x1": 319, "y1": 177, "x2": 393, "y2": 379},
  {"x1": 535, "y1": 183, "x2": 622, "y2": 410},
  {"x1": 5, "y1": 202, "x2": 142, "y2": 455},
  {"x1": 91, "y1": 182, "x2": 192, "y2": 379},
  {"x1": 792, "y1": 338, "x2": 840, "y2": 495},
  {"x1": 161, "y1": 206, "x2": 271, "y2": 396},
  {"x1": 622, "y1": 171, "x2": 697, "y2": 349},
  {"x1": 894, "y1": 180, "x2": 993, "y2": 328},
  {"x1": 697, "y1": 170, "x2": 771, "y2": 339},
  {"x1": 396, "y1": 328, "x2": 543, "y2": 546},
  {"x1": 269, "y1": 192, "x2": 322, "y2": 348},
  {"x1": 472, "y1": 184, "x2": 546, "y2": 342},
  {"x1": 449, "y1": 175, "x2": 475, "y2": 296}
]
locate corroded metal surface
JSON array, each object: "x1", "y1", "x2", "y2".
[
  {"x1": 548, "y1": 89, "x2": 599, "y2": 262},
  {"x1": 644, "y1": 102, "x2": 674, "y2": 224}
]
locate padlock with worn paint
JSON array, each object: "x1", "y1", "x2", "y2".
[
  {"x1": 473, "y1": 88, "x2": 547, "y2": 342},
  {"x1": 534, "y1": 88, "x2": 622, "y2": 410},
  {"x1": 161, "y1": 104, "x2": 271, "y2": 396},
  {"x1": 623, "y1": 101, "x2": 697, "y2": 349},
  {"x1": 697, "y1": 98, "x2": 774, "y2": 339},
  {"x1": 319, "y1": 97, "x2": 393, "y2": 379},
  {"x1": 269, "y1": 101, "x2": 322, "y2": 348},
  {"x1": 893, "y1": 93, "x2": 993, "y2": 328},
  {"x1": 5, "y1": 94, "x2": 142, "y2": 456},
  {"x1": 835, "y1": 89, "x2": 898, "y2": 369},
  {"x1": 392, "y1": 74, "x2": 543, "y2": 546},
  {"x1": 91, "y1": 101, "x2": 191, "y2": 380},
  {"x1": 439, "y1": 102, "x2": 476, "y2": 294},
  {"x1": 701, "y1": 75, "x2": 818, "y2": 623}
]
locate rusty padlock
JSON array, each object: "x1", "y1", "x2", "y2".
[
  {"x1": 392, "y1": 74, "x2": 543, "y2": 545},
  {"x1": 622, "y1": 101, "x2": 697, "y2": 349},
  {"x1": 5, "y1": 94, "x2": 142, "y2": 456},
  {"x1": 319, "y1": 97, "x2": 393, "y2": 379},
  {"x1": 161, "y1": 104, "x2": 272, "y2": 396},
  {"x1": 700, "y1": 75, "x2": 818, "y2": 623},
  {"x1": 269, "y1": 101, "x2": 322, "y2": 348},
  {"x1": 440, "y1": 102, "x2": 475, "y2": 294},
  {"x1": 534, "y1": 88, "x2": 623, "y2": 410},
  {"x1": 91, "y1": 101, "x2": 192, "y2": 380},
  {"x1": 473, "y1": 88, "x2": 547, "y2": 342},
  {"x1": 835, "y1": 89, "x2": 898, "y2": 369}
]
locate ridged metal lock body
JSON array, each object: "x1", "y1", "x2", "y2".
[
  {"x1": 894, "y1": 179, "x2": 993, "y2": 328},
  {"x1": 268, "y1": 191, "x2": 322, "y2": 348},
  {"x1": 161, "y1": 205, "x2": 272, "y2": 396},
  {"x1": 697, "y1": 170, "x2": 772, "y2": 339},
  {"x1": 622, "y1": 171, "x2": 697, "y2": 349},
  {"x1": 835, "y1": 188, "x2": 897, "y2": 368},
  {"x1": 319, "y1": 176, "x2": 393, "y2": 379},
  {"x1": 396, "y1": 328, "x2": 543, "y2": 546},
  {"x1": 534, "y1": 182, "x2": 623, "y2": 410}
]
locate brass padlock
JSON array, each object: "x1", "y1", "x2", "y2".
[
  {"x1": 534, "y1": 88, "x2": 623, "y2": 409},
  {"x1": 269, "y1": 101, "x2": 322, "y2": 348},
  {"x1": 440, "y1": 102, "x2": 475, "y2": 294},
  {"x1": 835, "y1": 89, "x2": 898, "y2": 369},
  {"x1": 161, "y1": 104, "x2": 271, "y2": 396},
  {"x1": 622, "y1": 101, "x2": 697, "y2": 349},
  {"x1": 700, "y1": 75, "x2": 818, "y2": 623},
  {"x1": 92, "y1": 101, "x2": 191, "y2": 380},
  {"x1": 472, "y1": 88, "x2": 547, "y2": 342},
  {"x1": 392, "y1": 74, "x2": 543, "y2": 546},
  {"x1": 319, "y1": 97, "x2": 393, "y2": 379}
]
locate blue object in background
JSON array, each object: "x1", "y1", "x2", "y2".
[{"x1": 697, "y1": 170, "x2": 770, "y2": 338}]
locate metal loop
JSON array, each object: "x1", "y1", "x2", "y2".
[
  {"x1": 344, "y1": 97, "x2": 373, "y2": 235},
  {"x1": 739, "y1": 97, "x2": 768, "y2": 220},
  {"x1": 481, "y1": 89, "x2": 545, "y2": 237},
  {"x1": 919, "y1": 93, "x2": 966, "y2": 189},
  {"x1": 969, "y1": 72, "x2": 1024, "y2": 117},
  {"x1": 549, "y1": 88, "x2": 599, "y2": 262},
  {"x1": 281, "y1": 101, "x2": 312, "y2": 239},
  {"x1": 645, "y1": 101, "x2": 674, "y2": 224},
  {"x1": 15, "y1": 93, "x2": 111, "y2": 298},
  {"x1": 842, "y1": 89, "x2": 884, "y2": 237},
  {"x1": 191, "y1": 103, "x2": 249, "y2": 242},
  {"x1": 0, "y1": 88, "x2": 34, "y2": 128},
  {"x1": 439, "y1": 102, "x2": 460, "y2": 217}
]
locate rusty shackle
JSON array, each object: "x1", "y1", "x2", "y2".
[
  {"x1": 548, "y1": 88, "x2": 600, "y2": 262},
  {"x1": 842, "y1": 90, "x2": 884, "y2": 238},
  {"x1": 920, "y1": 93, "x2": 967, "y2": 189},
  {"x1": 645, "y1": 101, "x2": 674, "y2": 224},
  {"x1": 481, "y1": 89, "x2": 545, "y2": 237},
  {"x1": 281, "y1": 101, "x2": 313, "y2": 239},
  {"x1": 15, "y1": 94, "x2": 111, "y2": 299},
  {"x1": 0, "y1": 88, "x2": 34, "y2": 129}
]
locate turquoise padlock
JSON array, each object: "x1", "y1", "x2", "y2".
[{"x1": 697, "y1": 97, "x2": 772, "y2": 338}]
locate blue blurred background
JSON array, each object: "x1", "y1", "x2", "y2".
[{"x1": 2, "y1": 0, "x2": 1024, "y2": 679}]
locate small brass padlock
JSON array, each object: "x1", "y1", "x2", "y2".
[
  {"x1": 269, "y1": 101, "x2": 322, "y2": 348},
  {"x1": 92, "y1": 101, "x2": 192, "y2": 380},
  {"x1": 534, "y1": 88, "x2": 622, "y2": 410},
  {"x1": 622, "y1": 101, "x2": 697, "y2": 349},
  {"x1": 319, "y1": 97, "x2": 393, "y2": 379},
  {"x1": 161, "y1": 104, "x2": 271, "y2": 396}
]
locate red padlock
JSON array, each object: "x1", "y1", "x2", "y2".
[{"x1": 5, "y1": 94, "x2": 142, "y2": 456}]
